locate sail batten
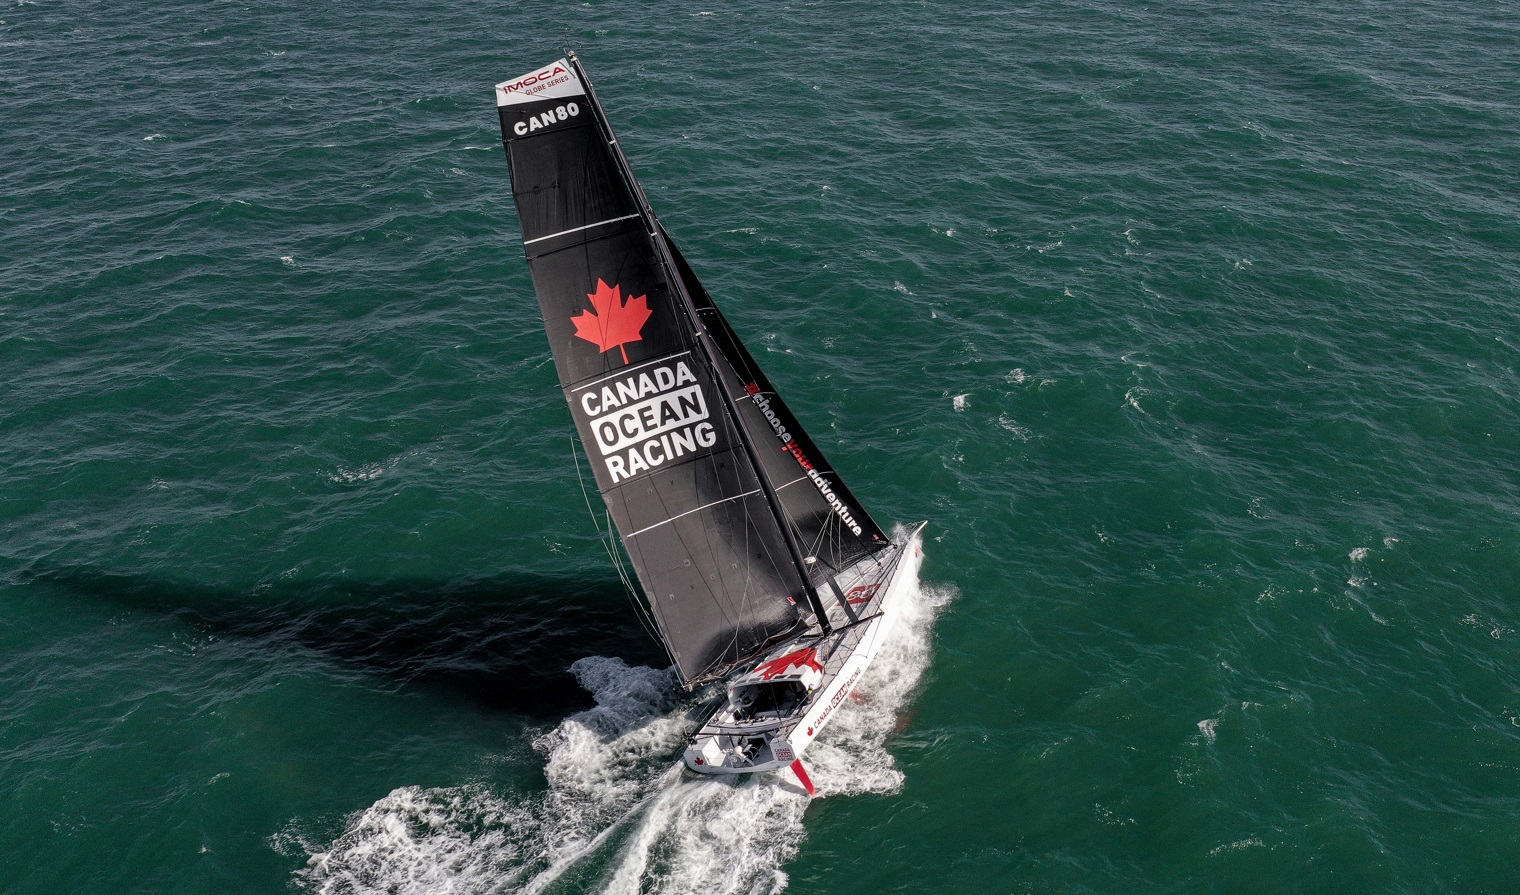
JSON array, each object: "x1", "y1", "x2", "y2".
[
  {"x1": 523, "y1": 213, "x2": 642, "y2": 247},
  {"x1": 496, "y1": 55, "x2": 884, "y2": 684}
]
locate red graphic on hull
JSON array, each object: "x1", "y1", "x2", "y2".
[
  {"x1": 571, "y1": 279, "x2": 651, "y2": 364},
  {"x1": 756, "y1": 647, "x2": 823, "y2": 681},
  {"x1": 844, "y1": 583, "x2": 880, "y2": 605}
]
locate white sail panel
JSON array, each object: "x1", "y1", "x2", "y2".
[{"x1": 495, "y1": 59, "x2": 585, "y2": 107}]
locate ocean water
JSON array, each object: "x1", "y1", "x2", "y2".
[{"x1": 5, "y1": 1, "x2": 1519, "y2": 892}]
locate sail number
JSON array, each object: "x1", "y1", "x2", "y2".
[{"x1": 513, "y1": 103, "x2": 581, "y2": 136}]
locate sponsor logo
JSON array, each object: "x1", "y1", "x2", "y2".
[
  {"x1": 512, "y1": 101, "x2": 581, "y2": 136},
  {"x1": 744, "y1": 383, "x2": 865, "y2": 536},
  {"x1": 844, "y1": 583, "x2": 879, "y2": 605},
  {"x1": 577, "y1": 357, "x2": 717, "y2": 483},
  {"x1": 772, "y1": 743, "x2": 795, "y2": 763},
  {"x1": 571, "y1": 279, "x2": 650, "y2": 364},
  {"x1": 499, "y1": 63, "x2": 571, "y2": 98},
  {"x1": 808, "y1": 667, "x2": 861, "y2": 737}
]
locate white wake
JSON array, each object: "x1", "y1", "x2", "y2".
[{"x1": 292, "y1": 573, "x2": 951, "y2": 895}]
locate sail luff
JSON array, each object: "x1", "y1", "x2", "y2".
[{"x1": 564, "y1": 54, "x2": 836, "y2": 635}]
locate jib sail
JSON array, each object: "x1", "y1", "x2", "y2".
[
  {"x1": 663, "y1": 232, "x2": 889, "y2": 577},
  {"x1": 495, "y1": 56, "x2": 884, "y2": 683}
]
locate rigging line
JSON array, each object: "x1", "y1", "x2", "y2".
[
  {"x1": 631, "y1": 446, "x2": 754, "y2": 679},
  {"x1": 655, "y1": 356, "x2": 782, "y2": 661},
  {"x1": 577, "y1": 445, "x2": 637, "y2": 603},
  {"x1": 638, "y1": 362, "x2": 751, "y2": 676},
  {"x1": 572, "y1": 436, "x2": 663, "y2": 654},
  {"x1": 802, "y1": 522, "x2": 829, "y2": 566},
  {"x1": 603, "y1": 509, "x2": 638, "y2": 601},
  {"x1": 774, "y1": 474, "x2": 809, "y2": 491}
]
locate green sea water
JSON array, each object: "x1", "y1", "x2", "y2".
[{"x1": 5, "y1": 1, "x2": 1520, "y2": 892}]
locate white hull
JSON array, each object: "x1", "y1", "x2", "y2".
[{"x1": 682, "y1": 524, "x2": 925, "y2": 781}]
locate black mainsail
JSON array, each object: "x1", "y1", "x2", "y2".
[{"x1": 495, "y1": 55, "x2": 887, "y2": 684}]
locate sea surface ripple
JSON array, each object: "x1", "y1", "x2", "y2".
[{"x1": 3, "y1": 1, "x2": 1519, "y2": 893}]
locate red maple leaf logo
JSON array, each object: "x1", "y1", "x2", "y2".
[{"x1": 571, "y1": 279, "x2": 651, "y2": 364}]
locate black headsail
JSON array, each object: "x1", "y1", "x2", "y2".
[
  {"x1": 663, "y1": 234, "x2": 890, "y2": 575},
  {"x1": 495, "y1": 56, "x2": 886, "y2": 683}
]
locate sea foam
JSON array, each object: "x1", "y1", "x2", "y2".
[{"x1": 296, "y1": 562, "x2": 950, "y2": 895}]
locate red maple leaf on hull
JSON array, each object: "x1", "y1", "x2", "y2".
[{"x1": 571, "y1": 279, "x2": 651, "y2": 364}]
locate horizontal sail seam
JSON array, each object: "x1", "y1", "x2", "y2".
[
  {"x1": 624, "y1": 488, "x2": 762, "y2": 539},
  {"x1": 570, "y1": 351, "x2": 693, "y2": 392},
  {"x1": 523, "y1": 213, "x2": 640, "y2": 246}
]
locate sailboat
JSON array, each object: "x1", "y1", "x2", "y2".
[{"x1": 493, "y1": 54, "x2": 925, "y2": 795}]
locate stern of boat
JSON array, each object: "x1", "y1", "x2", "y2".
[
  {"x1": 682, "y1": 734, "x2": 795, "y2": 774},
  {"x1": 684, "y1": 522, "x2": 927, "y2": 779}
]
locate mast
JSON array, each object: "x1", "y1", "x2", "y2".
[{"x1": 565, "y1": 52, "x2": 835, "y2": 635}]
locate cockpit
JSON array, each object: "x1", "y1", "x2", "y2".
[{"x1": 731, "y1": 679, "x2": 809, "y2": 722}]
